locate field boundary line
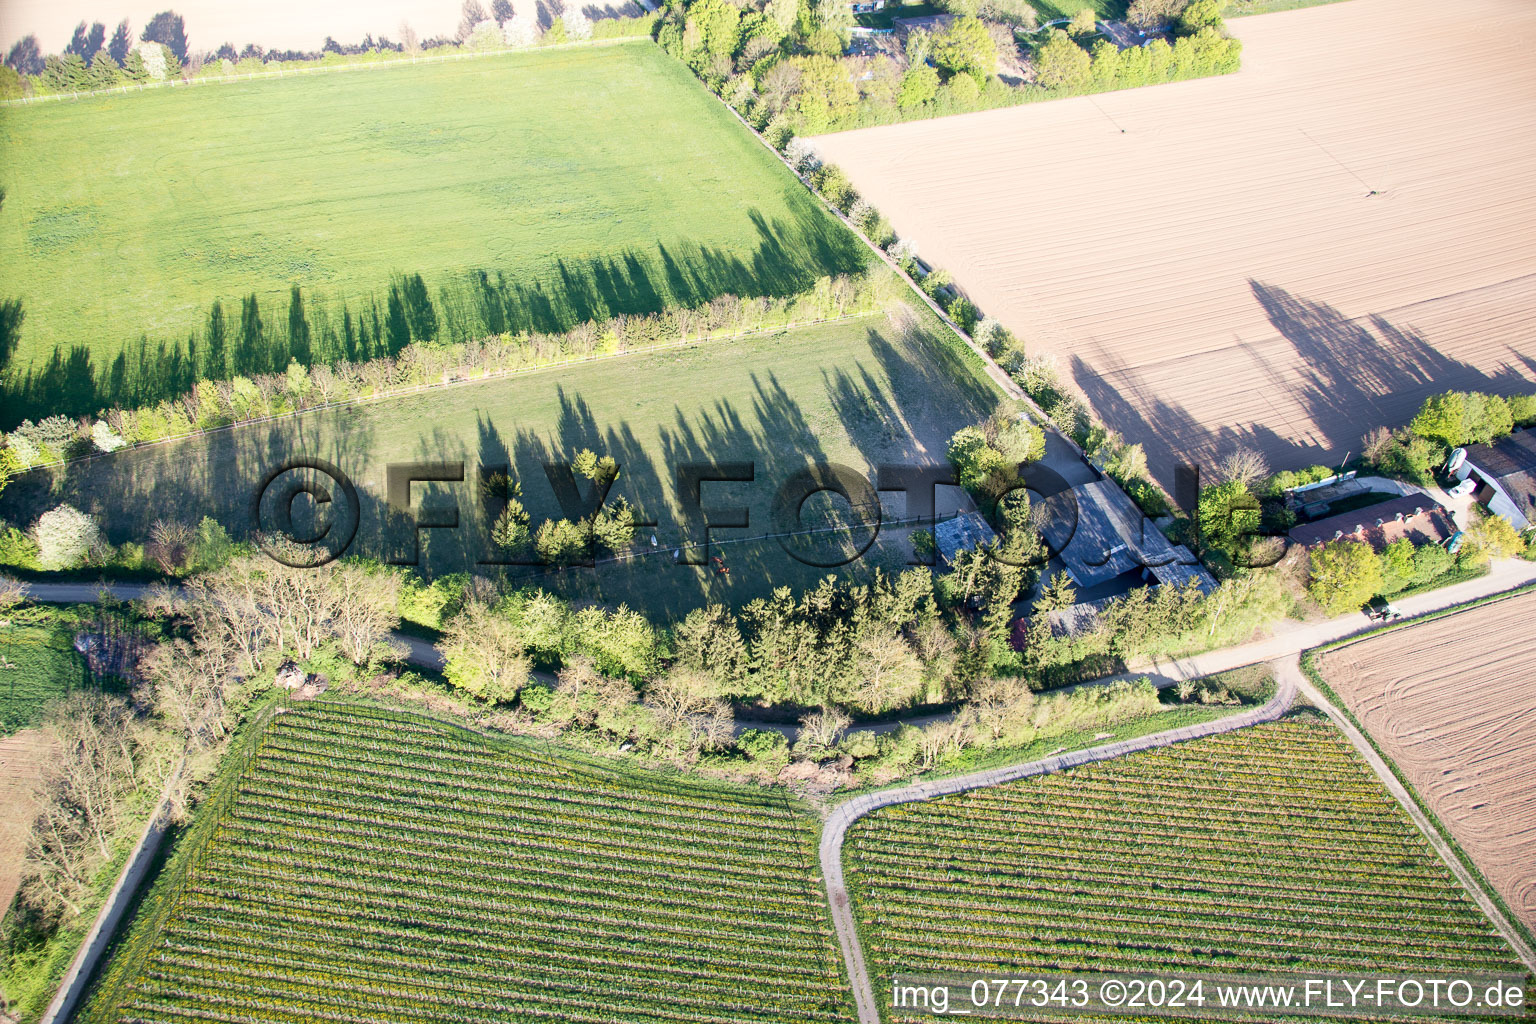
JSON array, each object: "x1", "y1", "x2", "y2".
[
  {"x1": 16, "y1": 310, "x2": 882, "y2": 476},
  {"x1": 818, "y1": 661, "x2": 1300, "y2": 1024},
  {"x1": 712, "y1": 84, "x2": 1082, "y2": 450},
  {"x1": 1290, "y1": 670, "x2": 1536, "y2": 973},
  {"x1": 0, "y1": 35, "x2": 653, "y2": 108}
]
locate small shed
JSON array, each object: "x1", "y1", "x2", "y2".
[{"x1": 935, "y1": 510, "x2": 996, "y2": 564}]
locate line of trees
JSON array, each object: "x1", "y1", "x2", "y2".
[
  {"x1": 0, "y1": 271, "x2": 885, "y2": 457},
  {"x1": 1, "y1": 3, "x2": 658, "y2": 100},
  {"x1": 654, "y1": 0, "x2": 1242, "y2": 139},
  {"x1": 3, "y1": 11, "x2": 190, "y2": 98},
  {"x1": 1361, "y1": 389, "x2": 1536, "y2": 484}
]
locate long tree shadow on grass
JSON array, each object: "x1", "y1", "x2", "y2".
[
  {"x1": 1070, "y1": 281, "x2": 1536, "y2": 492},
  {"x1": 825, "y1": 322, "x2": 1002, "y2": 470},
  {"x1": 0, "y1": 312, "x2": 999, "y2": 622},
  {"x1": 0, "y1": 204, "x2": 868, "y2": 429}
]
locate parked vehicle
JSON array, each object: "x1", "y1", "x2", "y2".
[{"x1": 1365, "y1": 596, "x2": 1402, "y2": 622}]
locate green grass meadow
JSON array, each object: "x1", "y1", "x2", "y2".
[
  {"x1": 3, "y1": 306, "x2": 1003, "y2": 618},
  {"x1": 0, "y1": 41, "x2": 864, "y2": 413},
  {"x1": 0, "y1": 616, "x2": 90, "y2": 735}
]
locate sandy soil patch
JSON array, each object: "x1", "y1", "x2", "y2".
[
  {"x1": 1318, "y1": 591, "x2": 1536, "y2": 935},
  {"x1": 812, "y1": 0, "x2": 1536, "y2": 488},
  {"x1": 0, "y1": 729, "x2": 50, "y2": 922}
]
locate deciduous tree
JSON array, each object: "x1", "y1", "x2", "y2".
[
  {"x1": 1032, "y1": 30, "x2": 1090, "y2": 91},
  {"x1": 438, "y1": 599, "x2": 530, "y2": 702},
  {"x1": 1307, "y1": 539, "x2": 1382, "y2": 615},
  {"x1": 141, "y1": 10, "x2": 189, "y2": 62}
]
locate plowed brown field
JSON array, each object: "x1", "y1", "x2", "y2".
[
  {"x1": 812, "y1": 0, "x2": 1536, "y2": 487},
  {"x1": 1317, "y1": 592, "x2": 1536, "y2": 935},
  {"x1": 0, "y1": 729, "x2": 49, "y2": 921}
]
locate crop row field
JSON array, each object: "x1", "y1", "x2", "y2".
[
  {"x1": 844, "y1": 720, "x2": 1524, "y2": 1022},
  {"x1": 1317, "y1": 591, "x2": 1536, "y2": 938},
  {"x1": 0, "y1": 40, "x2": 866, "y2": 421},
  {"x1": 813, "y1": 0, "x2": 1536, "y2": 489},
  {"x1": 81, "y1": 700, "x2": 851, "y2": 1023}
]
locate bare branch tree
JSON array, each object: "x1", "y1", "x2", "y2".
[{"x1": 1214, "y1": 446, "x2": 1269, "y2": 489}]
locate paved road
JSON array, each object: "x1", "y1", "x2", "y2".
[
  {"x1": 19, "y1": 557, "x2": 1536, "y2": 740},
  {"x1": 24, "y1": 572, "x2": 1536, "y2": 1017},
  {"x1": 1290, "y1": 668, "x2": 1536, "y2": 974},
  {"x1": 1103, "y1": 557, "x2": 1536, "y2": 688},
  {"x1": 820, "y1": 659, "x2": 1300, "y2": 1024}
]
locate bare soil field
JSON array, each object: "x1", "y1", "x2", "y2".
[
  {"x1": 1317, "y1": 591, "x2": 1536, "y2": 935},
  {"x1": 813, "y1": 0, "x2": 1536, "y2": 487},
  {"x1": 0, "y1": 729, "x2": 49, "y2": 921}
]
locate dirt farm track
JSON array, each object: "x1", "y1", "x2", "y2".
[
  {"x1": 1317, "y1": 592, "x2": 1536, "y2": 936},
  {"x1": 813, "y1": 0, "x2": 1536, "y2": 486}
]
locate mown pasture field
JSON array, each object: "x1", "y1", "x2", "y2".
[
  {"x1": 0, "y1": 617, "x2": 88, "y2": 736},
  {"x1": 844, "y1": 720, "x2": 1524, "y2": 1022},
  {"x1": 0, "y1": 40, "x2": 866, "y2": 420},
  {"x1": 81, "y1": 699, "x2": 852, "y2": 1024},
  {"x1": 2, "y1": 306, "x2": 1002, "y2": 617}
]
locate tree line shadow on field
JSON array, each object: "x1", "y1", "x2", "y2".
[
  {"x1": 0, "y1": 204, "x2": 867, "y2": 429},
  {"x1": 1071, "y1": 280, "x2": 1536, "y2": 493},
  {"x1": 0, "y1": 320, "x2": 997, "y2": 619}
]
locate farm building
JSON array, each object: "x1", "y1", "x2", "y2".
[
  {"x1": 935, "y1": 510, "x2": 996, "y2": 564},
  {"x1": 1058, "y1": 479, "x2": 1213, "y2": 592},
  {"x1": 1453, "y1": 429, "x2": 1536, "y2": 530},
  {"x1": 1288, "y1": 494, "x2": 1456, "y2": 552}
]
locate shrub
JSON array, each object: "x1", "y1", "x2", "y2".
[
  {"x1": 763, "y1": 116, "x2": 794, "y2": 150},
  {"x1": 1033, "y1": 30, "x2": 1090, "y2": 91},
  {"x1": 948, "y1": 296, "x2": 979, "y2": 333},
  {"x1": 31, "y1": 504, "x2": 104, "y2": 570},
  {"x1": 1176, "y1": 0, "x2": 1224, "y2": 34},
  {"x1": 91, "y1": 420, "x2": 127, "y2": 453},
  {"x1": 0, "y1": 523, "x2": 40, "y2": 570},
  {"x1": 814, "y1": 164, "x2": 858, "y2": 212},
  {"x1": 1197, "y1": 481, "x2": 1260, "y2": 549}
]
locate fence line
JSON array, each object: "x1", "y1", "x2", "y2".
[
  {"x1": 18, "y1": 309, "x2": 883, "y2": 476},
  {"x1": 0, "y1": 33, "x2": 651, "y2": 107}
]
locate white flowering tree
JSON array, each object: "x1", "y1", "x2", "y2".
[
  {"x1": 32, "y1": 505, "x2": 105, "y2": 570},
  {"x1": 889, "y1": 237, "x2": 920, "y2": 262},
  {"x1": 562, "y1": 7, "x2": 594, "y2": 40},
  {"x1": 785, "y1": 137, "x2": 821, "y2": 176},
  {"x1": 91, "y1": 421, "x2": 127, "y2": 453},
  {"x1": 132, "y1": 40, "x2": 168, "y2": 81},
  {"x1": 466, "y1": 18, "x2": 505, "y2": 48},
  {"x1": 503, "y1": 15, "x2": 540, "y2": 47}
]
